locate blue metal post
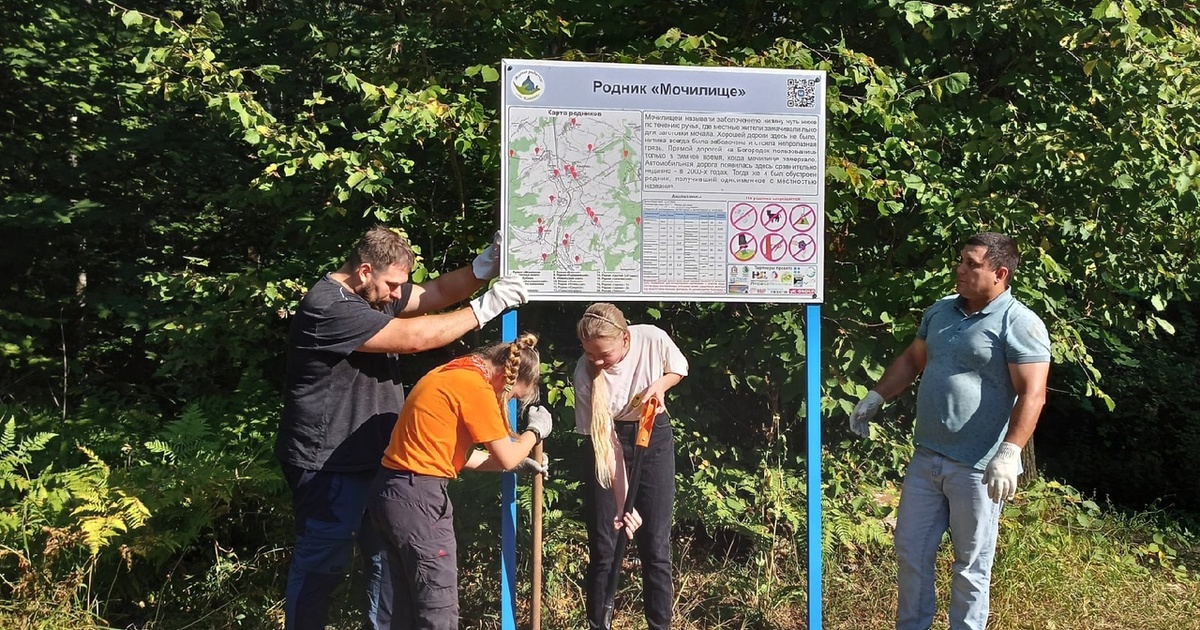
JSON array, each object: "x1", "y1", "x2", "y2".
[
  {"x1": 500, "y1": 310, "x2": 518, "y2": 630},
  {"x1": 806, "y1": 304, "x2": 823, "y2": 629}
]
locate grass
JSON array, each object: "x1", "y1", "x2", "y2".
[
  {"x1": 458, "y1": 476, "x2": 1200, "y2": 630},
  {"x1": 3, "y1": 476, "x2": 1197, "y2": 629},
  {"x1": 824, "y1": 536, "x2": 1200, "y2": 630}
]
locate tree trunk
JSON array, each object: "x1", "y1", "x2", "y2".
[{"x1": 1019, "y1": 435, "x2": 1038, "y2": 485}]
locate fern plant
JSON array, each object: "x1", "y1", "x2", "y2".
[
  {"x1": 0, "y1": 412, "x2": 152, "y2": 627},
  {"x1": 0, "y1": 415, "x2": 57, "y2": 495},
  {"x1": 64, "y1": 446, "x2": 151, "y2": 556},
  {"x1": 0, "y1": 414, "x2": 60, "y2": 583}
]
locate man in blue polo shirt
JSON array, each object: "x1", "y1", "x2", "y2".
[{"x1": 847, "y1": 232, "x2": 1051, "y2": 630}]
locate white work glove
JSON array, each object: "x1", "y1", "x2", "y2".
[
  {"x1": 982, "y1": 441, "x2": 1022, "y2": 503},
  {"x1": 469, "y1": 274, "x2": 528, "y2": 328},
  {"x1": 472, "y1": 231, "x2": 502, "y2": 280},
  {"x1": 508, "y1": 452, "x2": 550, "y2": 478},
  {"x1": 522, "y1": 404, "x2": 553, "y2": 444},
  {"x1": 848, "y1": 390, "x2": 884, "y2": 437}
]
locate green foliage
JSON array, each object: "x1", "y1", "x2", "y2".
[
  {"x1": 120, "y1": 399, "x2": 277, "y2": 562},
  {"x1": 822, "y1": 474, "x2": 1200, "y2": 630},
  {"x1": 0, "y1": 384, "x2": 283, "y2": 625},
  {"x1": 822, "y1": 427, "x2": 914, "y2": 555},
  {"x1": 0, "y1": 415, "x2": 57, "y2": 496},
  {"x1": 1039, "y1": 300, "x2": 1200, "y2": 513},
  {"x1": 677, "y1": 427, "x2": 806, "y2": 545},
  {"x1": 0, "y1": 411, "x2": 148, "y2": 622},
  {"x1": 3, "y1": 0, "x2": 1200, "y2": 626},
  {"x1": 1001, "y1": 478, "x2": 1198, "y2": 583}
]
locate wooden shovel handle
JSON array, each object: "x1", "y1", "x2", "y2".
[{"x1": 531, "y1": 441, "x2": 544, "y2": 630}]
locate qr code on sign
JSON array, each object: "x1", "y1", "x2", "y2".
[{"x1": 786, "y1": 77, "x2": 819, "y2": 109}]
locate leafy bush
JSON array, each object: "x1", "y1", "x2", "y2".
[
  {"x1": 0, "y1": 412, "x2": 147, "y2": 625},
  {"x1": 1039, "y1": 302, "x2": 1200, "y2": 513},
  {"x1": 3, "y1": 0, "x2": 1200, "y2": 627}
]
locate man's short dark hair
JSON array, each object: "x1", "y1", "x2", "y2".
[
  {"x1": 966, "y1": 232, "x2": 1019, "y2": 275},
  {"x1": 348, "y1": 225, "x2": 416, "y2": 271}
]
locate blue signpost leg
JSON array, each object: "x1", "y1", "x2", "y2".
[
  {"x1": 501, "y1": 310, "x2": 518, "y2": 630},
  {"x1": 806, "y1": 304, "x2": 823, "y2": 629}
]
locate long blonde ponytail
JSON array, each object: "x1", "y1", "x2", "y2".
[{"x1": 590, "y1": 365, "x2": 616, "y2": 487}]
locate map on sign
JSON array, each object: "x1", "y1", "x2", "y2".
[
  {"x1": 501, "y1": 59, "x2": 827, "y2": 303},
  {"x1": 507, "y1": 109, "x2": 644, "y2": 293}
]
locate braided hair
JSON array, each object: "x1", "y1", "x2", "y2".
[
  {"x1": 576, "y1": 303, "x2": 629, "y2": 488},
  {"x1": 476, "y1": 332, "x2": 541, "y2": 423}
]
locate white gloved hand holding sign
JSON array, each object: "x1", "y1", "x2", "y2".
[
  {"x1": 472, "y1": 231, "x2": 502, "y2": 280},
  {"x1": 470, "y1": 274, "x2": 528, "y2": 328}
]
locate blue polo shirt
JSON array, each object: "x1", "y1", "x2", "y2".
[{"x1": 914, "y1": 288, "x2": 1051, "y2": 469}]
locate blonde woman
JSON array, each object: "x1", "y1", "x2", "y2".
[
  {"x1": 369, "y1": 332, "x2": 552, "y2": 630},
  {"x1": 573, "y1": 303, "x2": 688, "y2": 630}
]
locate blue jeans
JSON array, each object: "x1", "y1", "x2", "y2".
[
  {"x1": 282, "y1": 464, "x2": 387, "y2": 630},
  {"x1": 894, "y1": 447, "x2": 1003, "y2": 630}
]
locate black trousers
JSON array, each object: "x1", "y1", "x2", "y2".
[
  {"x1": 368, "y1": 469, "x2": 458, "y2": 630},
  {"x1": 583, "y1": 414, "x2": 675, "y2": 630}
]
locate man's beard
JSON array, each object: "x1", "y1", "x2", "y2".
[{"x1": 356, "y1": 284, "x2": 387, "y2": 310}]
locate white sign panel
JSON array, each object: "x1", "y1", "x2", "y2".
[{"x1": 500, "y1": 60, "x2": 826, "y2": 303}]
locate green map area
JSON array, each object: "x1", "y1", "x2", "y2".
[{"x1": 506, "y1": 109, "x2": 643, "y2": 274}]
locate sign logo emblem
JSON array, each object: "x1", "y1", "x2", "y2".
[{"x1": 511, "y1": 69, "x2": 545, "y2": 102}]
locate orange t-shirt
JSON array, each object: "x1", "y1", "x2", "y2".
[{"x1": 381, "y1": 356, "x2": 511, "y2": 478}]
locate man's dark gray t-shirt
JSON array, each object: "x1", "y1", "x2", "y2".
[{"x1": 276, "y1": 274, "x2": 404, "y2": 472}]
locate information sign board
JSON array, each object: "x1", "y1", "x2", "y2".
[{"x1": 500, "y1": 60, "x2": 827, "y2": 302}]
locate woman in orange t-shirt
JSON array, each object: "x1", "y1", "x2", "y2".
[{"x1": 368, "y1": 332, "x2": 553, "y2": 630}]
